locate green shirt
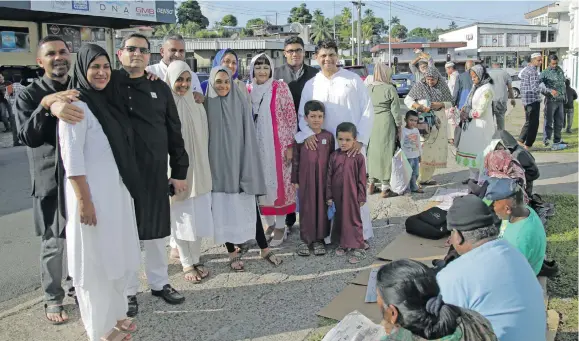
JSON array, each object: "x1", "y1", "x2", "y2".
[
  {"x1": 540, "y1": 66, "x2": 566, "y2": 102},
  {"x1": 499, "y1": 206, "x2": 546, "y2": 275}
]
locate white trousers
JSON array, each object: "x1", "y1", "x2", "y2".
[
  {"x1": 174, "y1": 238, "x2": 201, "y2": 269},
  {"x1": 77, "y1": 275, "x2": 128, "y2": 341},
  {"x1": 264, "y1": 215, "x2": 285, "y2": 230},
  {"x1": 126, "y1": 238, "x2": 168, "y2": 295}
]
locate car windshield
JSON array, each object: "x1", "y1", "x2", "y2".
[{"x1": 346, "y1": 67, "x2": 367, "y2": 77}]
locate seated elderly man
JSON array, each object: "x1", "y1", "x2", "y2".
[
  {"x1": 437, "y1": 194, "x2": 546, "y2": 341},
  {"x1": 485, "y1": 178, "x2": 547, "y2": 275}
]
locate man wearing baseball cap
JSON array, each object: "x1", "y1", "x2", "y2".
[
  {"x1": 437, "y1": 194, "x2": 546, "y2": 341},
  {"x1": 485, "y1": 178, "x2": 546, "y2": 275},
  {"x1": 518, "y1": 53, "x2": 546, "y2": 148}
]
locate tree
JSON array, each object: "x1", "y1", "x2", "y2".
[
  {"x1": 408, "y1": 27, "x2": 432, "y2": 39},
  {"x1": 449, "y1": 21, "x2": 458, "y2": 30},
  {"x1": 288, "y1": 3, "x2": 312, "y2": 24},
  {"x1": 390, "y1": 24, "x2": 408, "y2": 40},
  {"x1": 430, "y1": 28, "x2": 447, "y2": 41},
  {"x1": 310, "y1": 13, "x2": 332, "y2": 44},
  {"x1": 221, "y1": 14, "x2": 238, "y2": 27},
  {"x1": 240, "y1": 28, "x2": 254, "y2": 37},
  {"x1": 390, "y1": 16, "x2": 400, "y2": 26},
  {"x1": 337, "y1": 7, "x2": 353, "y2": 50},
  {"x1": 246, "y1": 18, "x2": 266, "y2": 29},
  {"x1": 362, "y1": 9, "x2": 387, "y2": 36},
  {"x1": 153, "y1": 24, "x2": 177, "y2": 37},
  {"x1": 312, "y1": 9, "x2": 323, "y2": 19},
  {"x1": 177, "y1": 0, "x2": 209, "y2": 28},
  {"x1": 152, "y1": 22, "x2": 201, "y2": 38}
]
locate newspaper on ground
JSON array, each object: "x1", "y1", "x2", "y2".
[
  {"x1": 364, "y1": 268, "x2": 379, "y2": 303},
  {"x1": 321, "y1": 311, "x2": 386, "y2": 341},
  {"x1": 431, "y1": 188, "x2": 469, "y2": 211}
]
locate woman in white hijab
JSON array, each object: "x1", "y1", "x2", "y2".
[
  {"x1": 248, "y1": 53, "x2": 297, "y2": 246},
  {"x1": 165, "y1": 61, "x2": 213, "y2": 283}
]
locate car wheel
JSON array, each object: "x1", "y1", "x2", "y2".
[{"x1": 513, "y1": 88, "x2": 520, "y2": 98}]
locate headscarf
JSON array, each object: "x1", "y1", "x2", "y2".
[
  {"x1": 463, "y1": 65, "x2": 493, "y2": 114},
  {"x1": 371, "y1": 63, "x2": 393, "y2": 85},
  {"x1": 69, "y1": 44, "x2": 141, "y2": 201},
  {"x1": 484, "y1": 150, "x2": 526, "y2": 187},
  {"x1": 407, "y1": 66, "x2": 453, "y2": 103},
  {"x1": 164, "y1": 60, "x2": 212, "y2": 200},
  {"x1": 200, "y1": 49, "x2": 239, "y2": 95},
  {"x1": 204, "y1": 66, "x2": 266, "y2": 195},
  {"x1": 248, "y1": 53, "x2": 278, "y2": 205}
]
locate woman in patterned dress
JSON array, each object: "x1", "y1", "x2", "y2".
[{"x1": 248, "y1": 53, "x2": 297, "y2": 246}]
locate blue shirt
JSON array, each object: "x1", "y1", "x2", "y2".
[{"x1": 437, "y1": 239, "x2": 546, "y2": 341}]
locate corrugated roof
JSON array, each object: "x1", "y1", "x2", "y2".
[{"x1": 370, "y1": 41, "x2": 467, "y2": 53}]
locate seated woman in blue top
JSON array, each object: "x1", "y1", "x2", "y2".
[
  {"x1": 200, "y1": 49, "x2": 250, "y2": 105},
  {"x1": 376, "y1": 259, "x2": 497, "y2": 341}
]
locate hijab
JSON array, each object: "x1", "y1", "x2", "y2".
[
  {"x1": 484, "y1": 150, "x2": 526, "y2": 185},
  {"x1": 165, "y1": 60, "x2": 212, "y2": 199},
  {"x1": 463, "y1": 65, "x2": 493, "y2": 114},
  {"x1": 407, "y1": 66, "x2": 453, "y2": 103},
  {"x1": 249, "y1": 53, "x2": 275, "y2": 114},
  {"x1": 372, "y1": 63, "x2": 393, "y2": 85},
  {"x1": 69, "y1": 44, "x2": 141, "y2": 201},
  {"x1": 201, "y1": 49, "x2": 240, "y2": 95}
]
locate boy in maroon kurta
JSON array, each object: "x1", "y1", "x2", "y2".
[
  {"x1": 326, "y1": 122, "x2": 367, "y2": 264},
  {"x1": 292, "y1": 100, "x2": 335, "y2": 256}
]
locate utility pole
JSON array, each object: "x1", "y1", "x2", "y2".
[
  {"x1": 352, "y1": 0, "x2": 365, "y2": 65},
  {"x1": 351, "y1": 2, "x2": 355, "y2": 65},
  {"x1": 388, "y1": 0, "x2": 392, "y2": 67}
]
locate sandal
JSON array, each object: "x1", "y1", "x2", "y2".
[
  {"x1": 348, "y1": 249, "x2": 367, "y2": 264},
  {"x1": 183, "y1": 266, "x2": 202, "y2": 283},
  {"x1": 335, "y1": 247, "x2": 346, "y2": 256},
  {"x1": 44, "y1": 304, "x2": 68, "y2": 325},
  {"x1": 420, "y1": 180, "x2": 437, "y2": 186},
  {"x1": 297, "y1": 242, "x2": 311, "y2": 256},
  {"x1": 381, "y1": 190, "x2": 398, "y2": 198},
  {"x1": 115, "y1": 319, "x2": 137, "y2": 333},
  {"x1": 237, "y1": 243, "x2": 250, "y2": 255},
  {"x1": 193, "y1": 264, "x2": 210, "y2": 279},
  {"x1": 101, "y1": 328, "x2": 131, "y2": 341},
  {"x1": 229, "y1": 256, "x2": 245, "y2": 272},
  {"x1": 262, "y1": 250, "x2": 283, "y2": 266},
  {"x1": 313, "y1": 242, "x2": 326, "y2": 256}
]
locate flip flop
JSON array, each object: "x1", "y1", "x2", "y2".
[{"x1": 44, "y1": 304, "x2": 68, "y2": 325}]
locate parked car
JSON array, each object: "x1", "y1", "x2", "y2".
[
  {"x1": 391, "y1": 73, "x2": 415, "y2": 97},
  {"x1": 343, "y1": 65, "x2": 368, "y2": 81}
]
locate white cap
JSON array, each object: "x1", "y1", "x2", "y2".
[
  {"x1": 445, "y1": 62, "x2": 455, "y2": 68},
  {"x1": 531, "y1": 52, "x2": 542, "y2": 59}
]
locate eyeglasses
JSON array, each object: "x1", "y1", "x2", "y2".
[
  {"x1": 123, "y1": 46, "x2": 150, "y2": 54},
  {"x1": 285, "y1": 48, "x2": 303, "y2": 55}
]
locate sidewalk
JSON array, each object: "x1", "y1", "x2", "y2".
[{"x1": 0, "y1": 101, "x2": 576, "y2": 341}]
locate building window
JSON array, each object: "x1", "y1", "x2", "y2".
[
  {"x1": 548, "y1": 31, "x2": 555, "y2": 42},
  {"x1": 392, "y1": 48, "x2": 403, "y2": 55},
  {"x1": 0, "y1": 27, "x2": 30, "y2": 52},
  {"x1": 479, "y1": 34, "x2": 503, "y2": 47},
  {"x1": 507, "y1": 33, "x2": 537, "y2": 47},
  {"x1": 437, "y1": 48, "x2": 448, "y2": 55}
]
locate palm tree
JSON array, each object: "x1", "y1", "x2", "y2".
[
  {"x1": 153, "y1": 24, "x2": 177, "y2": 37},
  {"x1": 364, "y1": 8, "x2": 374, "y2": 18},
  {"x1": 310, "y1": 15, "x2": 333, "y2": 44},
  {"x1": 341, "y1": 7, "x2": 352, "y2": 26},
  {"x1": 313, "y1": 9, "x2": 323, "y2": 20},
  {"x1": 390, "y1": 16, "x2": 400, "y2": 25},
  {"x1": 362, "y1": 22, "x2": 374, "y2": 42}
]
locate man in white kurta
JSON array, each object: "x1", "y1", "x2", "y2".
[
  {"x1": 297, "y1": 40, "x2": 374, "y2": 241},
  {"x1": 445, "y1": 62, "x2": 460, "y2": 140}
]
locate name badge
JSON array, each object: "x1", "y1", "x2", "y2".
[
  {"x1": 322, "y1": 139, "x2": 327, "y2": 145},
  {"x1": 151, "y1": 92, "x2": 157, "y2": 99}
]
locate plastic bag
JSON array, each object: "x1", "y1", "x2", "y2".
[{"x1": 389, "y1": 148, "x2": 413, "y2": 195}]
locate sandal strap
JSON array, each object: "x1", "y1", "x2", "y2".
[{"x1": 45, "y1": 304, "x2": 64, "y2": 314}]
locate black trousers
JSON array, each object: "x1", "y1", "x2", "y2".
[
  {"x1": 519, "y1": 101, "x2": 541, "y2": 147},
  {"x1": 225, "y1": 205, "x2": 269, "y2": 253}
]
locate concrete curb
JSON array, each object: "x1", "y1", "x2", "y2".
[{"x1": 0, "y1": 296, "x2": 43, "y2": 320}]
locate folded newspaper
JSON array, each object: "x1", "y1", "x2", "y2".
[{"x1": 321, "y1": 311, "x2": 386, "y2": 341}]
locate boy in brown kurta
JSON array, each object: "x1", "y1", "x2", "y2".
[
  {"x1": 292, "y1": 100, "x2": 335, "y2": 256},
  {"x1": 326, "y1": 122, "x2": 367, "y2": 264}
]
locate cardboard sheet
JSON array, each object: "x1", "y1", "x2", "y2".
[
  {"x1": 350, "y1": 261, "x2": 389, "y2": 286},
  {"x1": 376, "y1": 232, "x2": 448, "y2": 262},
  {"x1": 317, "y1": 284, "x2": 382, "y2": 324}
]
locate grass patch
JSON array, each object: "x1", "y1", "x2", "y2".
[
  {"x1": 306, "y1": 317, "x2": 338, "y2": 341},
  {"x1": 543, "y1": 194, "x2": 578, "y2": 341},
  {"x1": 534, "y1": 104, "x2": 578, "y2": 153}
]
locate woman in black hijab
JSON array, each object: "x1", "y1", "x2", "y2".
[{"x1": 56, "y1": 44, "x2": 141, "y2": 341}]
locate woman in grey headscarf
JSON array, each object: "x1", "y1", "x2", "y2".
[
  {"x1": 205, "y1": 66, "x2": 283, "y2": 272},
  {"x1": 367, "y1": 63, "x2": 402, "y2": 198},
  {"x1": 456, "y1": 64, "x2": 495, "y2": 183},
  {"x1": 404, "y1": 66, "x2": 453, "y2": 186}
]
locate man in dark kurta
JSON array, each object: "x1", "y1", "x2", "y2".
[
  {"x1": 15, "y1": 35, "x2": 76, "y2": 324},
  {"x1": 275, "y1": 36, "x2": 319, "y2": 229},
  {"x1": 114, "y1": 33, "x2": 189, "y2": 316},
  {"x1": 291, "y1": 129, "x2": 334, "y2": 247}
]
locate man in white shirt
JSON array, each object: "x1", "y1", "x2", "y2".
[
  {"x1": 146, "y1": 34, "x2": 203, "y2": 104},
  {"x1": 298, "y1": 39, "x2": 374, "y2": 242},
  {"x1": 488, "y1": 62, "x2": 516, "y2": 131}
]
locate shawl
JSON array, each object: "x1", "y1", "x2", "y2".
[
  {"x1": 69, "y1": 44, "x2": 141, "y2": 202},
  {"x1": 249, "y1": 53, "x2": 278, "y2": 205},
  {"x1": 463, "y1": 65, "x2": 492, "y2": 114},
  {"x1": 204, "y1": 66, "x2": 266, "y2": 195},
  {"x1": 484, "y1": 150, "x2": 526, "y2": 186},
  {"x1": 407, "y1": 66, "x2": 453, "y2": 103},
  {"x1": 165, "y1": 61, "x2": 212, "y2": 200},
  {"x1": 371, "y1": 63, "x2": 393, "y2": 85}
]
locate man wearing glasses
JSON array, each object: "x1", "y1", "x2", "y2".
[
  {"x1": 275, "y1": 36, "x2": 318, "y2": 230},
  {"x1": 115, "y1": 33, "x2": 189, "y2": 315}
]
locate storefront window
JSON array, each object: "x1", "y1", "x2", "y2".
[
  {"x1": 0, "y1": 27, "x2": 30, "y2": 52},
  {"x1": 479, "y1": 34, "x2": 504, "y2": 47}
]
